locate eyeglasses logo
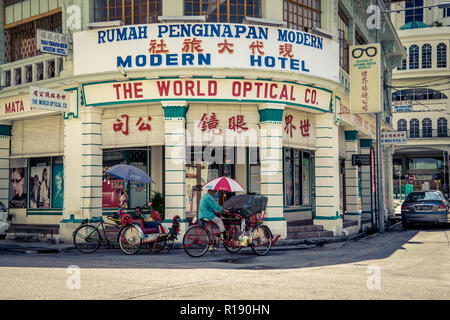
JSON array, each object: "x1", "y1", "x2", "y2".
[{"x1": 352, "y1": 46, "x2": 377, "y2": 59}]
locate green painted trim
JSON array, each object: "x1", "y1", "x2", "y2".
[
  {"x1": 162, "y1": 218, "x2": 189, "y2": 224},
  {"x1": 265, "y1": 217, "x2": 287, "y2": 221},
  {"x1": 82, "y1": 154, "x2": 102, "y2": 157},
  {"x1": 345, "y1": 130, "x2": 359, "y2": 141},
  {"x1": 0, "y1": 125, "x2": 12, "y2": 136},
  {"x1": 316, "y1": 185, "x2": 334, "y2": 188},
  {"x1": 316, "y1": 195, "x2": 334, "y2": 198},
  {"x1": 316, "y1": 127, "x2": 333, "y2": 129},
  {"x1": 360, "y1": 139, "x2": 373, "y2": 148},
  {"x1": 345, "y1": 212, "x2": 361, "y2": 216},
  {"x1": 315, "y1": 176, "x2": 334, "y2": 178},
  {"x1": 27, "y1": 210, "x2": 62, "y2": 216},
  {"x1": 64, "y1": 87, "x2": 80, "y2": 119},
  {"x1": 283, "y1": 207, "x2": 312, "y2": 213},
  {"x1": 82, "y1": 122, "x2": 102, "y2": 125},
  {"x1": 259, "y1": 108, "x2": 284, "y2": 122},
  {"x1": 314, "y1": 216, "x2": 342, "y2": 220},
  {"x1": 316, "y1": 205, "x2": 335, "y2": 207},
  {"x1": 82, "y1": 133, "x2": 102, "y2": 136},
  {"x1": 316, "y1": 136, "x2": 333, "y2": 139},
  {"x1": 315, "y1": 156, "x2": 333, "y2": 159},
  {"x1": 162, "y1": 106, "x2": 188, "y2": 118}
]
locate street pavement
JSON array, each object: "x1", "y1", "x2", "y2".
[{"x1": 0, "y1": 223, "x2": 449, "y2": 300}]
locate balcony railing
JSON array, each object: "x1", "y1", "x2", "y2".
[
  {"x1": 406, "y1": 129, "x2": 450, "y2": 139},
  {"x1": 0, "y1": 54, "x2": 64, "y2": 89}
]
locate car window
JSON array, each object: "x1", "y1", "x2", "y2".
[{"x1": 406, "y1": 192, "x2": 442, "y2": 201}]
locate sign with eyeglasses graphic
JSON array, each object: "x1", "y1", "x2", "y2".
[{"x1": 350, "y1": 43, "x2": 381, "y2": 114}]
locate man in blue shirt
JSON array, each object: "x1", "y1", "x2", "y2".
[{"x1": 199, "y1": 189, "x2": 230, "y2": 240}]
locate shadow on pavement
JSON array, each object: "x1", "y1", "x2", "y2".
[{"x1": 0, "y1": 224, "x2": 448, "y2": 271}]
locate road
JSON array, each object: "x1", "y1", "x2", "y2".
[{"x1": 0, "y1": 224, "x2": 449, "y2": 300}]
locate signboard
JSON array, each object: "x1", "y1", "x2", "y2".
[
  {"x1": 350, "y1": 43, "x2": 382, "y2": 113},
  {"x1": 352, "y1": 154, "x2": 371, "y2": 166},
  {"x1": 393, "y1": 100, "x2": 412, "y2": 112},
  {"x1": 30, "y1": 86, "x2": 69, "y2": 112},
  {"x1": 37, "y1": 29, "x2": 69, "y2": 56},
  {"x1": 380, "y1": 131, "x2": 407, "y2": 145},
  {"x1": 73, "y1": 23, "x2": 339, "y2": 81},
  {"x1": 82, "y1": 78, "x2": 333, "y2": 113}
]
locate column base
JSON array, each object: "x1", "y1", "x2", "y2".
[
  {"x1": 264, "y1": 218, "x2": 287, "y2": 240},
  {"x1": 59, "y1": 222, "x2": 79, "y2": 243},
  {"x1": 313, "y1": 218, "x2": 343, "y2": 237}
]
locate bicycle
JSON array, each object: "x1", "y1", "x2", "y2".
[
  {"x1": 182, "y1": 211, "x2": 273, "y2": 257},
  {"x1": 73, "y1": 213, "x2": 126, "y2": 254},
  {"x1": 118, "y1": 215, "x2": 181, "y2": 255}
]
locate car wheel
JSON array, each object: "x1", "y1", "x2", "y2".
[
  {"x1": 0, "y1": 235, "x2": 5, "y2": 240},
  {"x1": 402, "y1": 221, "x2": 412, "y2": 230}
]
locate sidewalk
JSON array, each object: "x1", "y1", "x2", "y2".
[{"x1": 0, "y1": 233, "x2": 357, "y2": 254}]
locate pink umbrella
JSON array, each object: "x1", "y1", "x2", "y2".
[{"x1": 203, "y1": 176, "x2": 245, "y2": 192}]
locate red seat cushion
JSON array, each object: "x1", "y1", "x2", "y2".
[{"x1": 132, "y1": 220, "x2": 160, "y2": 234}]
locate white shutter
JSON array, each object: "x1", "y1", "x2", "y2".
[{"x1": 10, "y1": 115, "x2": 64, "y2": 157}]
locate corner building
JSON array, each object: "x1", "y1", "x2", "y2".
[{"x1": 0, "y1": 0, "x2": 403, "y2": 242}]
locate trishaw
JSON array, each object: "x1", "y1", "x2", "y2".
[{"x1": 183, "y1": 193, "x2": 275, "y2": 257}]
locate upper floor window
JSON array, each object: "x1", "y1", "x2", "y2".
[
  {"x1": 405, "y1": 0, "x2": 423, "y2": 23},
  {"x1": 437, "y1": 43, "x2": 447, "y2": 68},
  {"x1": 410, "y1": 118, "x2": 420, "y2": 138},
  {"x1": 443, "y1": 8, "x2": 450, "y2": 17},
  {"x1": 283, "y1": 0, "x2": 321, "y2": 32},
  {"x1": 338, "y1": 8, "x2": 349, "y2": 73},
  {"x1": 437, "y1": 117, "x2": 448, "y2": 137},
  {"x1": 397, "y1": 119, "x2": 407, "y2": 131},
  {"x1": 184, "y1": 0, "x2": 261, "y2": 23},
  {"x1": 409, "y1": 45, "x2": 419, "y2": 69},
  {"x1": 4, "y1": 13, "x2": 62, "y2": 63},
  {"x1": 392, "y1": 88, "x2": 448, "y2": 101},
  {"x1": 421, "y1": 44, "x2": 432, "y2": 69},
  {"x1": 94, "y1": 0, "x2": 162, "y2": 25},
  {"x1": 422, "y1": 118, "x2": 432, "y2": 137}
]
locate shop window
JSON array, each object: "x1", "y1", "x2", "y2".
[
  {"x1": 283, "y1": 0, "x2": 321, "y2": 32},
  {"x1": 94, "y1": 0, "x2": 162, "y2": 25},
  {"x1": 9, "y1": 159, "x2": 27, "y2": 209},
  {"x1": 52, "y1": 157, "x2": 64, "y2": 208},
  {"x1": 184, "y1": 0, "x2": 261, "y2": 23},
  {"x1": 248, "y1": 147, "x2": 260, "y2": 194},
  {"x1": 102, "y1": 149, "x2": 149, "y2": 209},
  {"x1": 283, "y1": 148, "x2": 312, "y2": 207}
]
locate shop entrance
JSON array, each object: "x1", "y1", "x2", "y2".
[{"x1": 185, "y1": 146, "x2": 236, "y2": 222}]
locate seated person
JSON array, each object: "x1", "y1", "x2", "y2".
[{"x1": 133, "y1": 206, "x2": 160, "y2": 229}]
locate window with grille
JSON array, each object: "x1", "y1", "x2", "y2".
[
  {"x1": 437, "y1": 118, "x2": 448, "y2": 137},
  {"x1": 283, "y1": 0, "x2": 321, "y2": 32},
  {"x1": 410, "y1": 118, "x2": 420, "y2": 138},
  {"x1": 405, "y1": 0, "x2": 423, "y2": 23},
  {"x1": 338, "y1": 8, "x2": 349, "y2": 73},
  {"x1": 422, "y1": 118, "x2": 432, "y2": 137},
  {"x1": 94, "y1": 0, "x2": 162, "y2": 25},
  {"x1": 184, "y1": 0, "x2": 261, "y2": 23},
  {"x1": 421, "y1": 44, "x2": 431, "y2": 69},
  {"x1": 397, "y1": 119, "x2": 407, "y2": 132},
  {"x1": 4, "y1": 13, "x2": 62, "y2": 63},
  {"x1": 409, "y1": 45, "x2": 419, "y2": 69},
  {"x1": 437, "y1": 43, "x2": 447, "y2": 68}
]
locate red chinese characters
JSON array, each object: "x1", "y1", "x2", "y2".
[
  {"x1": 198, "y1": 113, "x2": 222, "y2": 135},
  {"x1": 228, "y1": 115, "x2": 248, "y2": 133},
  {"x1": 113, "y1": 114, "x2": 152, "y2": 135},
  {"x1": 279, "y1": 43, "x2": 294, "y2": 58},
  {"x1": 182, "y1": 38, "x2": 204, "y2": 53},
  {"x1": 299, "y1": 119, "x2": 311, "y2": 137},
  {"x1": 249, "y1": 41, "x2": 264, "y2": 55},
  {"x1": 218, "y1": 39, "x2": 234, "y2": 54},
  {"x1": 284, "y1": 114, "x2": 297, "y2": 138},
  {"x1": 149, "y1": 39, "x2": 169, "y2": 54},
  {"x1": 361, "y1": 70, "x2": 369, "y2": 111}
]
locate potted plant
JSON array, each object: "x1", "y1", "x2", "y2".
[{"x1": 150, "y1": 191, "x2": 165, "y2": 222}]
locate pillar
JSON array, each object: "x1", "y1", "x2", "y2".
[
  {"x1": 258, "y1": 104, "x2": 287, "y2": 239},
  {"x1": 344, "y1": 130, "x2": 361, "y2": 227},
  {"x1": 0, "y1": 123, "x2": 11, "y2": 215},
  {"x1": 162, "y1": 101, "x2": 188, "y2": 235},
  {"x1": 360, "y1": 139, "x2": 373, "y2": 227},
  {"x1": 313, "y1": 113, "x2": 342, "y2": 236},
  {"x1": 60, "y1": 107, "x2": 102, "y2": 242}
]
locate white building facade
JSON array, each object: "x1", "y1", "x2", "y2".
[{"x1": 0, "y1": 0, "x2": 403, "y2": 242}]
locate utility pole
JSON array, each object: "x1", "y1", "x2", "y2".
[{"x1": 375, "y1": 0, "x2": 385, "y2": 233}]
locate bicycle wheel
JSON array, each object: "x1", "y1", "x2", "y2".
[
  {"x1": 223, "y1": 228, "x2": 241, "y2": 254},
  {"x1": 73, "y1": 224, "x2": 101, "y2": 254},
  {"x1": 119, "y1": 225, "x2": 142, "y2": 255},
  {"x1": 183, "y1": 225, "x2": 211, "y2": 257},
  {"x1": 250, "y1": 225, "x2": 272, "y2": 256}
]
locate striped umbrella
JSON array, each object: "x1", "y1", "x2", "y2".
[{"x1": 203, "y1": 176, "x2": 245, "y2": 192}]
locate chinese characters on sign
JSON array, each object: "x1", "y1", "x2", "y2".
[
  {"x1": 284, "y1": 114, "x2": 311, "y2": 138},
  {"x1": 113, "y1": 114, "x2": 152, "y2": 135},
  {"x1": 29, "y1": 86, "x2": 69, "y2": 112},
  {"x1": 196, "y1": 114, "x2": 249, "y2": 135},
  {"x1": 380, "y1": 131, "x2": 407, "y2": 145}
]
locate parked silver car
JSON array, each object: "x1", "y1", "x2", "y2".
[{"x1": 401, "y1": 191, "x2": 450, "y2": 228}]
